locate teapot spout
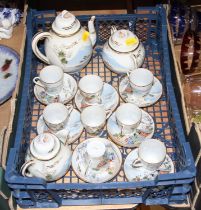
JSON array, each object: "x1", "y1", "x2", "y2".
[{"x1": 88, "y1": 16, "x2": 96, "y2": 47}]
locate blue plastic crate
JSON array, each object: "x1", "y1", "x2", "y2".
[
  {"x1": 5, "y1": 6, "x2": 195, "y2": 207},
  {"x1": 13, "y1": 191, "x2": 189, "y2": 208}
]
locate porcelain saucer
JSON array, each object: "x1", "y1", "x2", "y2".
[
  {"x1": 107, "y1": 109, "x2": 155, "y2": 148},
  {"x1": 119, "y1": 76, "x2": 163, "y2": 107},
  {"x1": 72, "y1": 138, "x2": 122, "y2": 183},
  {"x1": 124, "y1": 148, "x2": 174, "y2": 182},
  {"x1": 75, "y1": 83, "x2": 119, "y2": 118},
  {"x1": 37, "y1": 108, "x2": 83, "y2": 145},
  {"x1": 34, "y1": 73, "x2": 78, "y2": 105},
  {"x1": 0, "y1": 45, "x2": 19, "y2": 104}
]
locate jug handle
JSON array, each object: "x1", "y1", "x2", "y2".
[
  {"x1": 32, "y1": 32, "x2": 51, "y2": 64},
  {"x1": 20, "y1": 160, "x2": 35, "y2": 177}
]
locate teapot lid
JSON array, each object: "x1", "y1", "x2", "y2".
[
  {"x1": 30, "y1": 133, "x2": 60, "y2": 160},
  {"x1": 109, "y1": 29, "x2": 139, "y2": 53},
  {"x1": 52, "y1": 10, "x2": 81, "y2": 36}
]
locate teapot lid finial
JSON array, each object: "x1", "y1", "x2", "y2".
[
  {"x1": 30, "y1": 133, "x2": 60, "y2": 160},
  {"x1": 52, "y1": 10, "x2": 80, "y2": 36},
  {"x1": 109, "y1": 29, "x2": 139, "y2": 53}
]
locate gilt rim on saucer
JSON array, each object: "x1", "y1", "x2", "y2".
[
  {"x1": 119, "y1": 76, "x2": 163, "y2": 108},
  {"x1": 74, "y1": 83, "x2": 119, "y2": 118},
  {"x1": 72, "y1": 137, "x2": 122, "y2": 183},
  {"x1": 37, "y1": 109, "x2": 84, "y2": 145},
  {"x1": 34, "y1": 73, "x2": 78, "y2": 105},
  {"x1": 124, "y1": 148, "x2": 175, "y2": 182},
  {"x1": 107, "y1": 109, "x2": 155, "y2": 148}
]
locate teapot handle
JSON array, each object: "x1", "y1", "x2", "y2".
[
  {"x1": 32, "y1": 32, "x2": 51, "y2": 64},
  {"x1": 20, "y1": 160, "x2": 35, "y2": 177}
]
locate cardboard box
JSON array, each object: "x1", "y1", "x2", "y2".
[{"x1": 0, "y1": 6, "x2": 27, "y2": 169}]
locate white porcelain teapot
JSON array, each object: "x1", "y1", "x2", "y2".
[
  {"x1": 20, "y1": 133, "x2": 72, "y2": 182},
  {"x1": 102, "y1": 26, "x2": 145, "y2": 74},
  {"x1": 32, "y1": 10, "x2": 96, "y2": 73}
]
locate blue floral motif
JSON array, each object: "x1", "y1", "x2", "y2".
[
  {"x1": 3, "y1": 9, "x2": 11, "y2": 18},
  {"x1": 15, "y1": 10, "x2": 22, "y2": 24},
  {"x1": 0, "y1": 8, "x2": 22, "y2": 25}
]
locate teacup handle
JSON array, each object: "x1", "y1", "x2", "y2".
[
  {"x1": 126, "y1": 69, "x2": 133, "y2": 79},
  {"x1": 20, "y1": 160, "x2": 35, "y2": 177},
  {"x1": 84, "y1": 93, "x2": 102, "y2": 105},
  {"x1": 132, "y1": 158, "x2": 143, "y2": 168},
  {"x1": 157, "y1": 162, "x2": 171, "y2": 172},
  {"x1": 33, "y1": 77, "x2": 45, "y2": 89},
  {"x1": 97, "y1": 93, "x2": 102, "y2": 104},
  {"x1": 66, "y1": 104, "x2": 74, "y2": 115},
  {"x1": 106, "y1": 109, "x2": 113, "y2": 119},
  {"x1": 56, "y1": 129, "x2": 70, "y2": 146},
  {"x1": 119, "y1": 124, "x2": 135, "y2": 136}
]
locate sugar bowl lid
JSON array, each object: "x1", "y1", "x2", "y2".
[
  {"x1": 109, "y1": 29, "x2": 139, "y2": 53},
  {"x1": 52, "y1": 10, "x2": 81, "y2": 36},
  {"x1": 30, "y1": 133, "x2": 60, "y2": 160}
]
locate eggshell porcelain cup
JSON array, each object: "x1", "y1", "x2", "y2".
[
  {"x1": 132, "y1": 139, "x2": 167, "y2": 171},
  {"x1": 127, "y1": 68, "x2": 154, "y2": 97},
  {"x1": 33, "y1": 65, "x2": 64, "y2": 96},
  {"x1": 78, "y1": 74, "x2": 104, "y2": 104},
  {"x1": 81, "y1": 105, "x2": 106, "y2": 134},
  {"x1": 86, "y1": 140, "x2": 106, "y2": 169},
  {"x1": 43, "y1": 102, "x2": 73, "y2": 132},
  {"x1": 115, "y1": 103, "x2": 142, "y2": 135}
]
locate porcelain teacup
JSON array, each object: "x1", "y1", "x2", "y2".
[
  {"x1": 78, "y1": 75, "x2": 104, "y2": 104},
  {"x1": 115, "y1": 103, "x2": 142, "y2": 135},
  {"x1": 132, "y1": 139, "x2": 167, "y2": 171},
  {"x1": 43, "y1": 102, "x2": 73, "y2": 132},
  {"x1": 81, "y1": 105, "x2": 106, "y2": 134},
  {"x1": 33, "y1": 65, "x2": 64, "y2": 96},
  {"x1": 86, "y1": 140, "x2": 106, "y2": 170},
  {"x1": 127, "y1": 68, "x2": 154, "y2": 97}
]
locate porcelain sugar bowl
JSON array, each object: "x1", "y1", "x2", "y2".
[
  {"x1": 32, "y1": 10, "x2": 96, "y2": 73},
  {"x1": 20, "y1": 133, "x2": 72, "y2": 182},
  {"x1": 102, "y1": 26, "x2": 145, "y2": 74}
]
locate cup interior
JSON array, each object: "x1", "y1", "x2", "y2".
[
  {"x1": 81, "y1": 106, "x2": 106, "y2": 127},
  {"x1": 43, "y1": 103, "x2": 68, "y2": 124},
  {"x1": 116, "y1": 103, "x2": 142, "y2": 126},
  {"x1": 79, "y1": 75, "x2": 103, "y2": 93},
  {"x1": 138, "y1": 139, "x2": 166, "y2": 164},
  {"x1": 86, "y1": 140, "x2": 106, "y2": 159},
  {"x1": 40, "y1": 65, "x2": 63, "y2": 84},
  {"x1": 129, "y1": 68, "x2": 153, "y2": 86}
]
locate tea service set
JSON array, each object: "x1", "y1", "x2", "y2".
[{"x1": 20, "y1": 10, "x2": 174, "y2": 183}]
